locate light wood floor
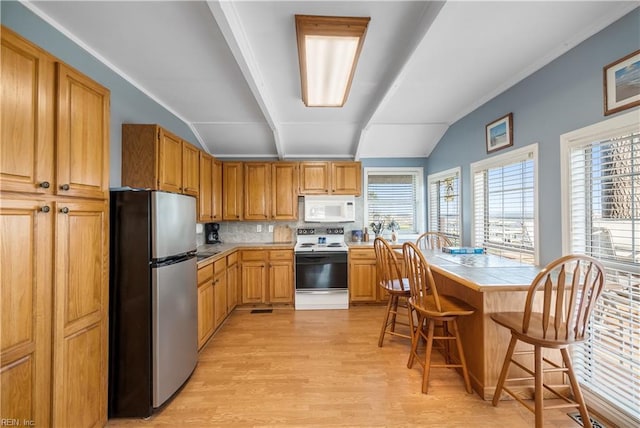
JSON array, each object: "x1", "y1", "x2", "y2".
[{"x1": 107, "y1": 306, "x2": 595, "y2": 427}]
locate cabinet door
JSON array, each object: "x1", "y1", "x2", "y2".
[
  {"x1": 52, "y1": 199, "x2": 108, "y2": 427},
  {"x1": 241, "y1": 261, "x2": 266, "y2": 304},
  {"x1": 212, "y1": 158, "x2": 223, "y2": 221},
  {"x1": 244, "y1": 162, "x2": 270, "y2": 220},
  {"x1": 271, "y1": 163, "x2": 298, "y2": 220},
  {"x1": 332, "y1": 162, "x2": 361, "y2": 196},
  {"x1": 222, "y1": 162, "x2": 243, "y2": 221},
  {"x1": 213, "y1": 272, "x2": 227, "y2": 328},
  {"x1": 349, "y1": 260, "x2": 378, "y2": 302},
  {"x1": 197, "y1": 280, "x2": 214, "y2": 350},
  {"x1": 1, "y1": 29, "x2": 55, "y2": 194},
  {"x1": 182, "y1": 142, "x2": 200, "y2": 196},
  {"x1": 226, "y1": 261, "x2": 239, "y2": 313},
  {"x1": 198, "y1": 153, "x2": 213, "y2": 222},
  {"x1": 269, "y1": 261, "x2": 293, "y2": 303},
  {"x1": 56, "y1": 63, "x2": 109, "y2": 200},
  {"x1": 0, "y1": 197, "x2": 53, "y2": 427},
  {"x1": 157, "y1": 128, "x2": 183, "y2": 194},
  {"x1": 299, "y1": 162, "x2": 330, "y2": 194}
]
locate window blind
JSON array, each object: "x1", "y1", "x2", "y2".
[
  {"x1": 566, "y1": 130, "x2": 640, "y2": 424},
  {"x1": 366, "y1": 172, "x2": 419, "y2": 233},
  {"x1": 472, "y1": 150, "x2": 536, "y2": 264},
  {"x1": 428, "y1": 169, "x2": 461, "y2": 244}
]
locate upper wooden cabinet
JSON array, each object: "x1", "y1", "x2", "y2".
[
  {"x1": 122, "y1": 124, "x2": 199, "y2": 196},
  {"x1": 271, "y1": 162, "x2": 298, "y2": 220},
  {"x1": 1, "y1": 28, "x2": 110, "y2": 199},
  {"x1": 299, "y1": 161, "x2": 361, "y2": 196},
  {"x1": 299, "y1": 162, "x2": 330, "y2": 195},
  {"x1": 331, "y1": 161, "x2": 362, "y2": 195},
  {"x1": 199, "y1": 153, "x2": 213, "y2": 222},
  {"x1": 212, "y1": 158, "x2": 223, "y2": 221},
  {"x1": 244, "y1": 162, "x2": 271, "y2": 221},
  {"x1": 222, "y1": 162, "x2": 243, "y2": 221},
  {"x1": 57, "y1": 64, "x2": 110, "y2": 200}
]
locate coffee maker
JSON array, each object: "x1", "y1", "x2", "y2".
[{"x1": 204, "y1": 223, "x2": 221, "y2": 244}]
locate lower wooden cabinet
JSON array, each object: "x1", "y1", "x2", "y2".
[
  {"x1": 226, "y1": 252, "x2": 239, "y2": 312},
  {"x1": 349, "y1": 248, "x2": 378, "y2": 302},
  {"x1": 197, "y1": 263, "x2": 214, "y2": 350},
  {"x1": 240, "y1": 249, "x2": 293, "y2": 305},
  {"x1": 213, "y1": 264, "x2": 227, "y2": 328},
  {"x1": 0, "y1": 196, "x2": 109, "y2": 427}
]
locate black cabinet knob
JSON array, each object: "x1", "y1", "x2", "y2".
[
  {"x1": 60, "y1": 207, "x2": 69, "y2": 214},
  {"x1": 60, "y1": 184, "x2": 70, "y2": 191},
  {"x1": 41, "y1": 206, "x2": 50, "y2": 213},
  {"x1": 39, "y1": 181, "x2": 50, "y2": 189}
]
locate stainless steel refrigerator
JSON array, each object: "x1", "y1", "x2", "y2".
[{"x1": 109, "y1": 190, "x2": 198, "y2": 418}]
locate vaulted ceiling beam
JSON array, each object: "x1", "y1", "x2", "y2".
[
  {"x1": 353, "y1": 1, "x2": 447, "y2": 160},
  {"x1": 207, "y1": 1, "x2": 284, "y2": 159}
]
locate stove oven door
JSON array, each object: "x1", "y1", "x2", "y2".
[{"x1": 295, "y1": 252, "x2": 348, "y2": 290}]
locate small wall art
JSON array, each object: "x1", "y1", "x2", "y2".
[
  {"x1": 604, "y1": 49, "x2": 640, "y2": 116},
  {"x1": 485, "y1": 112, "x2": 513, "y2": 154}
]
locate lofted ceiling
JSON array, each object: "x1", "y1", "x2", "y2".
[{"x1": 27, "y1": 1, "x2": 638, "y2": 160}]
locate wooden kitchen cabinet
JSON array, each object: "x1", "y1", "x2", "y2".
[
  {"x1": 268, "y1": 250, "x2": 294, "y2": 303},
  {"x1": 240, "y1": 249, "x2": 293, "y2": 305},
  {"x1": 222, "y1": 162, "x2": 243, "y2": 221},
  {"x1": 299, "y1": 161, "x2": 330, "y2": 194},
  {"x1": 52, "y1": 199, "x2": 109, "y2": 427},
  {"x1": 197, "y1": 262, "x2": 215, "y2": 350},
  {"x1": 226, "y1": 252, "x2": 239, "y2": 313},
  {"x1": 1, "y1": 28, "x2": 109, "y2": 200},
  {"x1": 271, "y1": 162, "x2": 298, "y2": 220},
  {"x1": 244, "y1": 162, "x2": 271, "y2": 220},
  {"x1": 122, "y1": 124, "x2": 199, "y2": 197},
  {"x1": 200, "y1": 154, "x2": 223, "y2": 222},
  {"x1": 1, "y1": 28, "x2": 55, "y2": 195},
  {"x1": 349, "y1": 248, "x2": 378, "y2": 302},
  {"x1": 1, "y1": 28, "x2": 110, "y2": 428},
  {"x1": 0, "y1": 197, "x2": 53, "y2": 427},
  {"x1": 198, "y1": 153, "x2": 213, "y2": 222},
  {"x1": 299, "y1": 161, "x2": 362, "y2": 196},
  {"x1": 331, "y1": 161, "x2": 361, "y2": 196},
  {"x1": 213, "y1": 259, "x2": 227, "y2": 328}
]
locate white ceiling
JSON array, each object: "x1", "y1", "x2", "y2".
[{"x1": 27, "y1": 1, "x2": 638, "y2": 159}]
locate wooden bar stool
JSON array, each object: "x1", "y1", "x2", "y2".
[
  {"x1": 491, "y1": 255, "x2": 606, "y2": 428},
  {"x1": 374, "y1": 237, "x2": 411, "y2": 347},
  {"x1": 415, "y1": 231, "x2": 452, "y2": 250},
  {"x1": 402, "y1": 242, "x2": 475, "y2": 394}
]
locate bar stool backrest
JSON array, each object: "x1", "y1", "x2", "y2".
[
  {"x1": 415, "y1": 232, "x2": 453, "y2": 250},
  {"x1": 402, "y1": 242, "x2": 442, "y2": 313},
  {"x1": 374, "y1": 237, "x2": 404, "y2": 290}
]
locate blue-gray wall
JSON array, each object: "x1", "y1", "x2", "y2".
[
  {"x1": 1, "y1": 1, "x2": 202, "y2": 187},
  {"x1": 425, "y1": 7, "x2": 640, "y2": 265}
]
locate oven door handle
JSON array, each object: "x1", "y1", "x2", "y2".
[{"x1": 296, "y1": 255, "x2": 335, "y2": 262}]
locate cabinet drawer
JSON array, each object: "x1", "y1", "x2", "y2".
[
  {"x1": 214, "y1": 258, "x2": 226, "y2": 276},
  {"x1": 269, "y1": 250, "x2": 292, "y2": 261},
  {"x1": 349, "y1": 248, "x2": 375, "y2": 260},
  {"x1": 227, "y1": 251, "x2": 238, "y2": 266},
  {"x1": 242, "y1": 250, "x2": 267, "y2": 262},
  {"x1": 197, "y1": 263, "x2": 213, "y2": 285}
]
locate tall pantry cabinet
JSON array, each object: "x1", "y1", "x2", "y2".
[{"x1": 0, "y1": 27, "x2": 110, "y2": 428}]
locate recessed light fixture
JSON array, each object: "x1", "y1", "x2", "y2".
[{"x1": 295, "y1": 14, "x2": 370, "y2": 107}]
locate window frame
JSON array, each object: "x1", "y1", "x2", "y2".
[
  {"x1": 470, "y1": 143, "x2": 539, "y2": 264},
  {"x1": 363, "y1": 167, "x2": 425, "y2": 238},
  {"x1": 560, "y1": 109, "x2": 640, "y2": 428},
  {"x1": 427, "y1": 167, "x2": 462, "y2": 244}
]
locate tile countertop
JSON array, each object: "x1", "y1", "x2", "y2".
[{"x1": 196, "y1": 241, "x2": 295, "y2": 265}]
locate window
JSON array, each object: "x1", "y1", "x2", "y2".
[
  {"x1": 428, "y1": 167, "x2": 461, "y2": 244},
  {"x1": 561, "y1": 110, "x2": 640, "y2": 427},
  {"x1": 471, "y1": 144, "x2": 538, "y2": 264},
  {"x1": 364, "y1": 168, "x2": 424, "y2": 236}
]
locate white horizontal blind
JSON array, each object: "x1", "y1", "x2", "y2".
[
  {"x1": 428, "y1": 169, "x2": 461, "y2": 244},
  {"x1": 472, "y1": 149, "x2": 536, "y2": 264},
  {"x1": 566, "y1": 129, "x2": 640, "y2": 424},
  {"x1": 366, "y1": 171, "x2": 419, "y2": 234}
]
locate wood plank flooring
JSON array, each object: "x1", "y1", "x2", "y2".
[{"x1": 107, "y1": 306, "x2": 595, "y2": 427}]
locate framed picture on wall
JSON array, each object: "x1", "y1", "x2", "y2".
[
  {"x1": 485, "y1": 113, "x2": 513, "y2": 153},
  {"x1": 604, "y1": 49, "x2": 640, "y2": 116}
]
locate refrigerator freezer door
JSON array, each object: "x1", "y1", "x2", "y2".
[
  {"x1": 152, "y1": 192, "x2": 196, "y2": 259},
  {"x1": 151, "y1": 256, "x2": 198, "y2": 408}
]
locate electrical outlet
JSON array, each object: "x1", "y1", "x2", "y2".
[
  {"x1": 256, "y1": 224, "x2": 262, "y2": 233},
  {"x1": 268, "y1": 225, "x2": 274, "y2": 233}
]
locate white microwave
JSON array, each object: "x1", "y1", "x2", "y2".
[{"x1": 304, "y1": 195, "x2": 356, "y2": 223}]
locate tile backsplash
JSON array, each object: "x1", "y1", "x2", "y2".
[{"x1": 197, "y1": 196, "x2": 368, "y2": 244}]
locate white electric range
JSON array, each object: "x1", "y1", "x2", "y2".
[{"x1": 294, "y1": 228, "x2": 349, "y2": 310}]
